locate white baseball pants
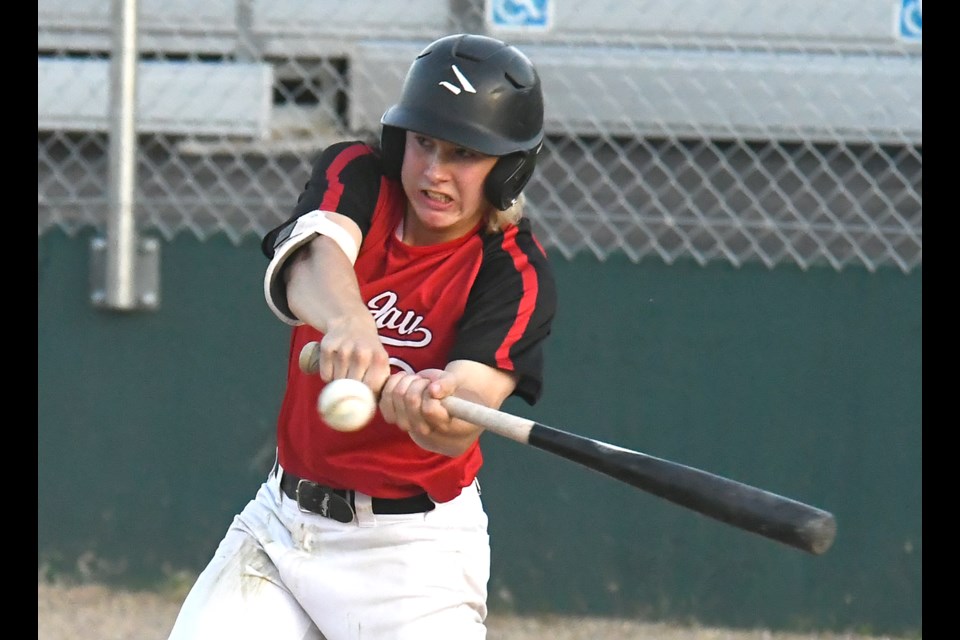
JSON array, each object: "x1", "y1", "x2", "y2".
[{"x1": 167, "y1": 468, "x2": 489, "y2": 640}]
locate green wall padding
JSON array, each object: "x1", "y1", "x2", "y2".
[{"x1": 38, "y1": 229, "x2": 921, "y2": 636}]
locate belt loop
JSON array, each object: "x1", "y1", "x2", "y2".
[
  {"x1": 272, "y1": 461, "x2": 285, "y2": 504},
  {"x1": 353, "y1": 491, "x2": 377, "y2": 527}
]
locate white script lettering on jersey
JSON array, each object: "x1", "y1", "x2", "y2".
[{"x1": 367, "y1": 291, "x2": 432, "y2": 348}]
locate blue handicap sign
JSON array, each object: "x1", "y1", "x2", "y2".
[
  {"x1": 897, "y1": 0, "x2": 922, "y2": 42},
  {"x1": 487, "y1": 0, "x2": 552, "y2": 30}
]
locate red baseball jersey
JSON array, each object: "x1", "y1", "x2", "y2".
[{"x1": 262, "y1": 141, "x2": 557, "y2": 502}]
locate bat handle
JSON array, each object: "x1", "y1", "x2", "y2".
[{"x1": 442, "y1": 396, "x2": 535, "y2": 445}]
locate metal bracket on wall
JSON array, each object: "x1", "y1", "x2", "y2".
[{"x1": 89, "y1": 236, "x2": 161, "y2": 310}]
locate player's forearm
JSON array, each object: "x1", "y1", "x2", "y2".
[
  {"x1": 408, "y1": 421, "x2": 484, "y2": 457},
  {"x1": 286, "y1": 236, "x2": 374, "y2": 334}
]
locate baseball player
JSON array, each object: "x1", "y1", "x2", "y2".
[{"x1": 168, "y1": 33, "x2": 556, "y2": 640}]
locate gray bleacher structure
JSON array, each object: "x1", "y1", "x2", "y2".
[{"x1": 38, "y1": 0, "x2": 921, "y2": 146}]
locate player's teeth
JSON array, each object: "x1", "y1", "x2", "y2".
[{"x1": 426, "y1": 191, "x2": 450, "y2": 203}]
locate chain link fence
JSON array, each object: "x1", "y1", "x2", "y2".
[{"x1": 38, "y1": 0, "x2": 922, "y2": 272}]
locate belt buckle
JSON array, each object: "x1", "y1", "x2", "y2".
[{"x1": 295, "y1": 479, "x2": 355, "y2": 523}]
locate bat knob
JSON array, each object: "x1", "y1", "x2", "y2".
[{"x1": 299, "y1": 341, "x2": 321, "y2": 375}]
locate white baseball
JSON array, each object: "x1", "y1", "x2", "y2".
[{"x1": 318, "y1": 379, "x2": 377, "y2": 432}]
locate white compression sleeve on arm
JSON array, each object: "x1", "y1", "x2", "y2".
[{"x1": 263, "y1": 210, "x2": 361, "y2": 325}]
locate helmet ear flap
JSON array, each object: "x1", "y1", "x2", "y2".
[
  {"x1": 380, "y1": 126, "x2": 406, "y2": 179},
  {"x1": 484, "y1": 146, "x2": 540, "y2": 211}
]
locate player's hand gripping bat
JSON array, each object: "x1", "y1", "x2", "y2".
[{"x1": 299, "y1": 341, "x2": 837, "y2": 555}]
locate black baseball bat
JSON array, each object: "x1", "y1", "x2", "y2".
[
  {"x1": 298, "y1": 342, "x2": 836, "y2": 555},
  {"x1": 442, "y1": 397, "x2": 836, "y2": 555}
]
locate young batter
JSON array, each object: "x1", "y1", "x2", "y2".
[{"x1": 168, "y1": 33, "x2": 557, "y2": 640}]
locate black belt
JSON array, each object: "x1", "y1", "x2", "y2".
[{"x1": 279, "y1": 470, "x2": 435, "y2": 523}]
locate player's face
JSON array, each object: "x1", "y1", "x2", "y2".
[{"x1": 400, "y1": 132, "x2": 498, "y2": 245}]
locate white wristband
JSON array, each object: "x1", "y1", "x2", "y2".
[{"x1": 263, "y1": 210, "x2": 361, "y2": 325}]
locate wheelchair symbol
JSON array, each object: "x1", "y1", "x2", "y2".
[
  {"x1": 898, "y1": 0, "x2": 921, "y2": 41},
  {"x1": 490, "y1": 0, "x2": 549, "y2": 28}
]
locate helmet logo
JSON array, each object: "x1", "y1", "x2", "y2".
[{"x1": 438, "y1": 65, "x2": 476, "y2": 95}]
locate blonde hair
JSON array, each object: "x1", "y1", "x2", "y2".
[{"x1": 486, "y1": 192, "x2": 526, "y2": 233}]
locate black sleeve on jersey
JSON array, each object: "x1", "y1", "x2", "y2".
[
  {"x1": 260, "y1": 141, "x2": 385, "y2": 259},
  {"x1": 449, "y1": 219, "x2": 558, "y2": 405}
]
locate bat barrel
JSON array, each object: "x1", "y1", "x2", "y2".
[{"x1": 528, "y1": 424, "x2": 837, "y2": 555}]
